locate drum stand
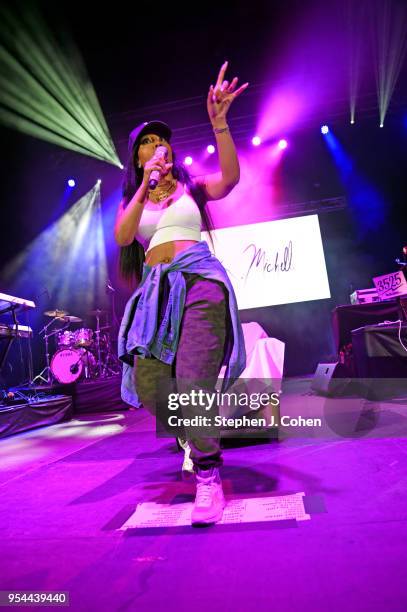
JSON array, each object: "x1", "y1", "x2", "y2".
[
  {"x1": 91, "y1": 315, "x2": 121, "y2": 378},
  {"x1": 94, "y1": 312, "x2": 103, "y2": 378},
  {"x1": 103, "y1": 279, "x2": 122, "y2": 377},
  {"x1": 32, "y1": 318, "x2": 68, "y2": 385},
  {"x1": 101, "y1": 338, "x2": 121, "y2": 377}
]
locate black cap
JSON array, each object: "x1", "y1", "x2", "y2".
[{"x1": 127, "y1": 121, "x2": 172, "y2": 153}]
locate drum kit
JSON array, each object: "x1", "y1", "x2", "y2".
[{"x1": 32, "y1": 307, "x2": 121, "y2": 385}]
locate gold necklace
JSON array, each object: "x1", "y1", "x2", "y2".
[{"x1": 148, "y1": 179, "x2": 177, "y2": 203}]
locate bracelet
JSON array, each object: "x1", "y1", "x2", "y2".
[{"x1": 213, "y1": 125, "x2": 229, "y2": 134}]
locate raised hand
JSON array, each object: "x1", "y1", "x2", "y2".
[{"x1": 207, "y1": 61, "x2": 249, "y2": 127}]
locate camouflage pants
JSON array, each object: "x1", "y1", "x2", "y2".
[{"x1": 134, "y1": 272, "x2": 228, "y2": 470}]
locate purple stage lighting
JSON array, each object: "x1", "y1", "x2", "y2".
[
  {"x1": 321, "y1": 125, "x2": 329, "y2": 134},
  {"x1": 252, "y1": 136, "x2": 262, "y2": 146},
  {"x1": 278, "y1": 139, "x2": 288, "y2": 150},
  {"x1": 207, "y1": 145, "x2": 215, "y2": 154},
  {"x1": 184, "y1": 156, "x2": 193, "y2": 166},
  {"x1": 67, "y1": 179, "x2": 76, "y2": 187}
]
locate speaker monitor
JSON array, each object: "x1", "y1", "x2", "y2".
[{"x1": 311, "y1": 362, "x2": 352, "y2": 396}]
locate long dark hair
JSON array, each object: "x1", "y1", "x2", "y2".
[{"x1": 119, "y1": 142, "x2": 214, "y2": 285}]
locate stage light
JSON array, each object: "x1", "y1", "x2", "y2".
[
  {"x1": 321, "y1": 125, "x2": 329, "y2": 134},
  {"x1": 278, "y1": 139, "x2": 288, "y2": 150},
  {"x1": 1, "y1": 183, "x2": 108, "y2": 320},
  {"x1": 252, "y1": 136, "x2": 261, "y2": 146},
  {"x1": 347, "y1": 0, "x2": 364, "y2": 130},
  {"x1": 0, "y1": 4, "x2": 121, "y2": 167},
  {"x1": 184, "y1": 156, "x2": 193, "y2": 166},
  {"x1": 207, "y1": 145, "x2": 215, "y2": 154},
  {"x1": 97, "y1": 179, "x2": 102, "y2": 184},
  {"x1": 322, "y1": 131, "x2": 386, "y2": 237},
  {"x1": 67, "y1": 179, "x2": 75, "y2": 187},
  {"x1": 372, "y1": 1, "x2": 406, "y2": 128}
]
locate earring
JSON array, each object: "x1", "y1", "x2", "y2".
[{"x1": 137, "y1": 162, "x2": 142, "y2": 169}]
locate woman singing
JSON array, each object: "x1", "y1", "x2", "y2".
[{"x1": 115, "y1": 62, "x2": 248, "y2": 526}]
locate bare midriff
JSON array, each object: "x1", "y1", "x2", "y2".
[
  {"x1": 143, "y1": 180, "x2": 200, "y2": 266},
  {"x1": 145, "y1": 240, "x2": 200, "y2": 266}
]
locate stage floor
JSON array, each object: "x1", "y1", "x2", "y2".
[{"x1": 0, "y1": 379, "x2": 406, "y2": 611}]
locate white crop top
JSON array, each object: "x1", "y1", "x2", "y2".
[{"x1": 135, "y1": 185, "x2": 202, "y2": 253}]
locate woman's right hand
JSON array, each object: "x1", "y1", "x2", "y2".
[{"x1": 141, "y1": 154, "x2": 173, "y2": 186}]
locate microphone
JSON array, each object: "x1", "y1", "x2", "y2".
[{"x1": 148, "y1": 146, "x2": 168, "y2": 190}]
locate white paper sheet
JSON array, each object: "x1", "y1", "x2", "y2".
[{"x1": 120, "y1": 492, "x2": 310, "y2": 529}]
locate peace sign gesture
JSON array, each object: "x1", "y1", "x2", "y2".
[{"x1": 207, "y1": 61, "x2": 249, "y2": 127}]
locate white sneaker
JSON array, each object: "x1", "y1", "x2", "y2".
[
  {"x1": 191, "y1": 467, "x2": 226, "y2": 526},
  {"x1": 181, "y1": 443, "x2": 194, "y2": 480}
]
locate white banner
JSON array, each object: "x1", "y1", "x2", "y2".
[{"x1": 202, "y1": 214, "x2": 331, "y2": 310}]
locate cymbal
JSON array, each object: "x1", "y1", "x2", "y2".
[
  {"x1": 88, "y1": 309, "x2": 107, "y2": 316},
  {"x1": 44, "y1": 309, "x2": 68, "y2": 318},
  {"x1": 62, "y1": 315, "x2": 83, "y2": 323}
]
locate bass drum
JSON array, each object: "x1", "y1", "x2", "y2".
[{"x1": 51, "y1": 348, "x2": 96, "y2": 384}]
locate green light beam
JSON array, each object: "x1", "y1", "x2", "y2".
[
  {"x1": 371, "y1": 0, "x2": 407, "y2": 127},
  {"x1": 0, "y1": 4, "x2": 122, "y2": 167}
]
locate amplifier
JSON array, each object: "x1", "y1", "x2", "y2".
[{"x1": 350, "y1": 289, "x2": 380, "y2": 305}]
